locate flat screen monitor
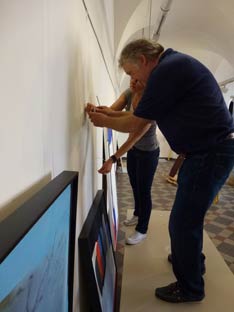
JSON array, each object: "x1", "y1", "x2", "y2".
[{"x1": 0, "y1": 171, "x2": 78, "y2": 312}]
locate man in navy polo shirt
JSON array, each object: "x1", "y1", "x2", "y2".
[{"x1": 88, "y1": 39, "x2": 234, "y2": 303}]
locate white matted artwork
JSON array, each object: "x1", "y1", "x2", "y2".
[{"x1": 103, "y1": 128, "x2": 119, "y2": 250}]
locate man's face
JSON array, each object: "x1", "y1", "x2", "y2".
[
  {"x1": 123, "y1": 61, "x2": 145, "y2": 83},
  {"x1": 122, "y1": 56, "x2": 153, "y2": 84}
]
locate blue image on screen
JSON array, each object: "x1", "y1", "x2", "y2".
[
  {"x1": 0, "y1": 185, "x2": 71, "y2": 312},
  {"x1": 107, "y1": 128, "x2": 112, "y2": 144}
]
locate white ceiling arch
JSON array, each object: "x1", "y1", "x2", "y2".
[{"x1": 114, "y1": 0, "x2": 234, "y2": 92}]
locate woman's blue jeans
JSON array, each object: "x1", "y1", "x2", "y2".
[
  {"x1": 127, "y1": 147, "x2": 159, "y2": 234},
  {"x1": 169, "y1": 138, "x2": 234, "y2": 299}
]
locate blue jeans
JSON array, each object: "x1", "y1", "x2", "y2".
[
  {"x1": 127, "y1": 147, "x2": 159, "y2": 234},
  {"x1": 169, "y1": 138, "x2": 234, "y2": 299}
]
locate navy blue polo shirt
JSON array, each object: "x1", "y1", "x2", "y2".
[{"x1": 134, "y1": 49, "x2": 234, "y2": 154}]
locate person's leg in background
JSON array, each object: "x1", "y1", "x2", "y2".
[
  {"x1": 156, "y1": 139, "x2": 234, "y2": 302},
  {"x1": 124, "y1": 148, "x2": 139, "y2": 226},
  {"x1": 126, "y1": 147, "x2": 159, "y2": 244},
  {"x1": 135, "y1": 148, "x2": 159, "y2": 234}
]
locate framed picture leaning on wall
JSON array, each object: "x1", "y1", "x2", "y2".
[
  {"x1": 78, "y1": 190, "x2": 117, "y2": 312},
  {"x1": 0, "y1": 171, "x2": 78, "y2": 312}
]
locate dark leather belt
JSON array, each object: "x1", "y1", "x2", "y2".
[{"x1": 225, "y1": 132, "x2": 234, "y2": 140}]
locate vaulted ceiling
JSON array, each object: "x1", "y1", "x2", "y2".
[{"x1": 114, "y1": 0, "x2": 234, "y2": 91}]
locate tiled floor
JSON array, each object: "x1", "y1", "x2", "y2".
[
  {"x1": 115, "y1": 159, "x2": 234, "y2": 311},
  {"x1": 120, "y1": 210, "x2": 234, "y2": 312}
]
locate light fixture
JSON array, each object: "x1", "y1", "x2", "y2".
[{"x1": 219, "y1": 77, "x2": 234, "y2": 93}]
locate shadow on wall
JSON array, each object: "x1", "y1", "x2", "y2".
[
  {"x1": 0, "y1": 173, "x2": 52, "y2": 222},
  {"x1": 67, "y1": 39, "x2": 94, "y2": 170},
  {"x1": 67, "y1": 40, "x2": 99, "y2": 225}
]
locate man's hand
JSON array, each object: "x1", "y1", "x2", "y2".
[{"x1": 88, "y1": 111, "x2": 108, "y2": 127}]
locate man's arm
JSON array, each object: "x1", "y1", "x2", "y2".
[
  {"x1": 88, "y1": 111, "x2": 151, "y2": 133},
  {"x1": 96, "y1": 108, "x2": 132, "y2": 117}
]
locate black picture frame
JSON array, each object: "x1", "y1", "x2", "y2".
[
  {"x1": 79, "y1": 190, "x2": 117, "y2": 312},
  {"x1": 0, "y1": 171, "x2": 78, "y2": 312}
]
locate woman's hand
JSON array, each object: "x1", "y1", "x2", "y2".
[
  {"x1": 98, "y1": 159, "x2": 113, "y2": 174},
  {"x1": 85, "y1": 103, "x2": 113, "y2": 116},
  {"x1": 96, "y1": 106, "x2": 114, "y2": 115},
  {"x1": 85, "y1": 103, "x2": 97, "y2": 113}
]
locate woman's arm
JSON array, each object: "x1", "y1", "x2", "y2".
[
  {"x1": 110, "y1": 91, "x2": 128, "y2": 111},
  {"x1": 86, "y1": 90, "x2": 128, "y2": 114},
  {"x1": 98, "y1": 123, "x2": 151, "y2": 174},
  {"x1": 98, "y1": 91, "x2": 128, "y2": 112}
]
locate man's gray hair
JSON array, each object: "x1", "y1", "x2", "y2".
[{"x1": 119, "y1": 39, "x2": 164, "y2": 67}]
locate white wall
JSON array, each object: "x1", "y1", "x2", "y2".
[{"x1": 0, "y1": 0, "x2": 116, "y2": 311}]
